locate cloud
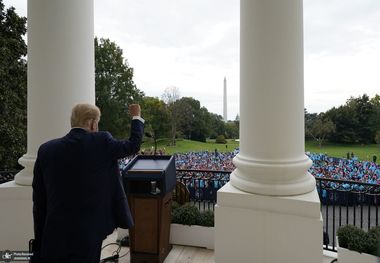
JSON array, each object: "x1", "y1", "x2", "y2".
[
  {"x1": 304, "y1": 0, "x2": 380, "y2": 113},
  {"x1": 4, "y1": 0, "x2": 380, "y2": 118},
  {"x1": 94, "y1": 0, "x2": 240, "y2": 119},
  {"x1": 304, "y1": 0, "x2": 380, "y2": 55},
  {"x1": 305, "y1": 49, "x2": 380, "y2": 113}
]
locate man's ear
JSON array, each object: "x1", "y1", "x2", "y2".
[{"x1": 90, "y1": 119, "x2": 96, "y2": 132}]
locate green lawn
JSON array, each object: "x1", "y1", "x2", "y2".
[
  {"x1": 141, "y1": 138, "x2": 380, "y2": 162},
  {"x1": 305, "y1": 141, "x2": 380, "y2": 161}
]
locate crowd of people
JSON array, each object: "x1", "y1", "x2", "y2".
[
  {"x1": 307, "y1": 153, "x2": 380, "y2": 184},
  {"x1": 173, "y1": 150, "x2": 380, "y2": 184},
  {"x1": 175, "y1": 150, "x2": 238, "y2": 171},
  {"x1": 174, "y1": 150, "x2": 239, "y2": 200},
  {"x1": 170, "y1": 150, "x2": 380, "y2": 200}
]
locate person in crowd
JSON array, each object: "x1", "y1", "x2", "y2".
[
  {"x1": 174, "y1": 150, "x2": 380, "y2": 192},
  {"x1": 32, "y1": 103, "x2": 144, "y2": 263},
  {"x1": 307, "y1": 153, "x2": 380, "y2": 185}
]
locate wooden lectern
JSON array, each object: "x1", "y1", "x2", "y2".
[{"x1": 123, "y1": 155, "x2": 176, "y2": 263}]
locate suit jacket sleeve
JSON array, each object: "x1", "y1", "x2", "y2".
[
  {"x1": 32, "y1": 152, "x2": 47, "y2": 251},
  {"x1": 106, "y1": 119, "x2": 144, "y2": 159}
]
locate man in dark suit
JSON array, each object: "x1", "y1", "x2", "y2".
[{"x1": 32, "y1": 103, "x2": 144, "y2": 263}]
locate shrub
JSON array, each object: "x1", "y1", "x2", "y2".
[
  {"x1": 172, "y1": 201, "x2": 180, "y2": 211},
  {"x1": 198, "y1": 210, "x2": 214, "y2": 227},
  {"x1": 215, "y1": 135, "x2": 226, "y2": 144},
  {"x1": 337, "y1": 225, "x2": 380, "y2": 256},
  {"x1": 367, "y1": 226, "x2": 380, "y2": 255},
  {"x1": 337, "y1": 225, "x2": 361, "y2": 248},
  {"x1": 171, "y1": 204, "x2": 214, "y2": 227},
  {"x1": 172, "y1": 204, "x2": 201, "y2": 226}
]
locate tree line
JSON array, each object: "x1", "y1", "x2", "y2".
[
  {"x1": 0, "y1": 2, "x2": 27, "y2": 170},
  {"x1": 305, "y1": 94, "x2": 380, "y2": 147}
]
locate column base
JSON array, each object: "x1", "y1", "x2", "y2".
[
  {"x1": 0, "y1": 181, "x2": 33, "y2": 250},
  {"x1": 231, "y1": 154, "x2": 316, "y2": 196},
  {"x1": 215, "y1": 182, "x2": 322, "y2": 263}
]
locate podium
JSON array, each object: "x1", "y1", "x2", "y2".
[{"x1": 123, "y1": 155, "x2": 176, "y2": 263}]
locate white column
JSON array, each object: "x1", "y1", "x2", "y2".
[
  {"x1": 0, "y1": 0, "x2": 94, "y2": 250},
  {"x1": 230, "y1": 0, "x2": 315, "y2": 196},
  {"x1": 15, "y1": 0, "x2": 95, "y2": 185},
  {"x1": 215, "y1": 1, "x2": 322, "y2": 262}
]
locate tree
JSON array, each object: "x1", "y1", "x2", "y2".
[
  {"x1": 208, "y1": 113, "x2": 225, "y2": 139},
  {"x1": 162, "y1": 87, "x2": 180, "y2": 146},
  {"x1": 175, "y1": 97, "x2": 195, "y2": 139},
  {"x1": 325, "y1": 105, "x2": 357, "y2": 143},
  {"x1": 326, "y1": 94, "x2": 378, "y2": 144},
  {"x1": 369, "y1": 95, "x2": 380, "y2": 139},
  {"x1": 225, "y1": 121, "x2": 239, "y2": 139},
  {"x1": 95, "y1": 37, "x2": 144, "y2": 139},
  {"x1": 191, "y1": 106, "x2": 209, "y2": 142},
  {"x1": 234, "y1": 114, "x2": 240, "y2": 137},
  {"x1": 0, "y1": 1, "x2": 27, "y2": 169},
  {"x1": 305, "y1": 109, "x2": 317, "y2": 140},
  {"x1": 307, "y1": 114, "x2": 336, "y2": 148},
  {"x1": 375, "y1": 131, "x2": 380, "y2": 146},
  {"x1": 174, "y1": 97, "x2": 214, "y2": 142},
  {"x1": 346, "y1": 94, "x2": 374, "y2": 144},
  {"x1": 141, "y1": 96, "x2": 170, "y2": 153}
]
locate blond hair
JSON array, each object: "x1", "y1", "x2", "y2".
[{"x1": 70, "y1": 103, "x2": 101, "y2": 128}]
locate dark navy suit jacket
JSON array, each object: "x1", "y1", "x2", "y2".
[{"x1": 32, "y1": 119, "x2": 144, "y2": 260}]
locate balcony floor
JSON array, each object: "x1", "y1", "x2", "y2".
[
  {"x1": 101, "y1": 231, "x2": 336, "y2": 263},
  {"x1": 101, "y1": 231, "x2": 214, "y2": 263}
]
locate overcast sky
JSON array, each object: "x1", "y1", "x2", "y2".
[{"x1": 4, "y1": 0, "x2": 380, "y2": 120}]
